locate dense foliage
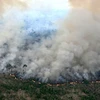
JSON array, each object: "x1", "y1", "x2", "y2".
[{"x1": 0, "y1": 74, "x2": 100, "y2": 100}]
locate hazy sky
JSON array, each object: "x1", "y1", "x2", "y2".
[
  {"x1": 20, "y1": 0, "x2": 69, "y2": 31},
  {"x1": 1, "y1": 0, "x2": 69, "y2": 31},
  {"x1": 28, "y1": 0, "x2": 69, "y2": 10}
]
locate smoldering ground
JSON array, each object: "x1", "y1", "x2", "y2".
[{"x1": 0, "y1": 0, "x2": 100, "y2": 83}]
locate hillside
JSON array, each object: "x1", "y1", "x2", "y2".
[{"x1": 0, "y1": 74, "x2": 100, "y2": 100}]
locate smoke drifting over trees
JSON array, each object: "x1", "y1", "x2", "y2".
[{"x1": 0, "y1": 0, "x2": 100, "y2": 83}]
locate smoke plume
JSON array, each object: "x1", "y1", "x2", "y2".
[
  {"x1": 0, "y1": 0, "x2": 27, "y2": 14},
  {"x1": 69, "y1": 0, "x2": 100, "y2": 13},
  {"x1": 0, "y1": 0, "x2": 100, "y2": 83}
]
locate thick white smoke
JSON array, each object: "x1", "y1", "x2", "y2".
[{"x1": 0, "y1": 0, "x2": 100, "y2": 83}]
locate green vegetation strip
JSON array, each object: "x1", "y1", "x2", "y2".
[{"x1": 0, "y1": 74, "x2": 100, "y2": 100}]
